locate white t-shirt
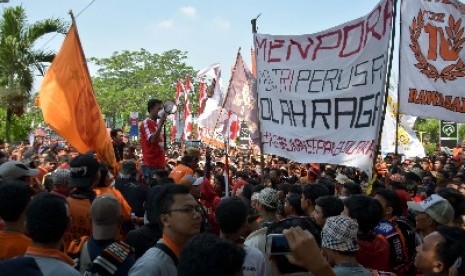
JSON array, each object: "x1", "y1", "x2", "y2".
[{"x1": 243, "y1": 245, "x2": 267, "y2": 276}]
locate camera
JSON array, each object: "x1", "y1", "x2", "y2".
[{"x1": 265, "y1": 234, "x2": 291, "y2": 255}]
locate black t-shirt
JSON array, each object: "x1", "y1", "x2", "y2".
[{"x1": 115, "y1": 177, "x2": 148, "y2": 217}]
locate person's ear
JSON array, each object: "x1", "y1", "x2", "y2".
[
  {"x1": 160, "y1": 213, "x2": 170, "y2": 228},
  {"x1": 432, "y1": 260, "x2": 444, "y2": 274},
  {"x1": 385, "y1": 206, "x2": 393, "y2": 216}
]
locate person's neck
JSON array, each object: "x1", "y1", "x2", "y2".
[
  {"x1": 220, "y1": 231, "x2": 243, "y2": 244},
  {"x1": 149, "y1": 114, "x2": 157, "y2": 121},
  {"x1": 3, "y1": 220, "x2": 26, "y2": 233},
  {"x1": 163, "y1": 229, "x2": 189, "y2": 248},
  {"x1": 421, "y1": 227, "x2": 436, "y2": 237},
  {"x1": 259, "y1": 212, "x2": 275, "y2": 221},
  {"x1": 32, "y1": 240, "x2": 62, "y2": 250}
]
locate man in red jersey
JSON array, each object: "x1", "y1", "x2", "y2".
[{"x1": 140, "y1": 99, "x2": 167, "y2": 186}]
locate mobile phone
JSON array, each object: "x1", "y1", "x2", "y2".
[{"x1": 265, "y1": 234, "x2": 291, "y2": 255}]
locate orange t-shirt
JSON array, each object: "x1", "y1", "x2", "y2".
[
  {"x1": 63, "y1": 197, "x2": 92, "y2": 249},
  {"x1": 168, "y1": 164, "x2": 194, "y2": 184},
  {"x1": 0, "y1": 230, "x2": 32, "y2": 260}
]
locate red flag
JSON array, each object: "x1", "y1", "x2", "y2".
[{"x1": 36, "y1": 24, "x2": 116, "y2": 169}]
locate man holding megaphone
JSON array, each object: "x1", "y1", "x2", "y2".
[{"x1": 140, "y1": 99, "x2": 168, "y2": 186}]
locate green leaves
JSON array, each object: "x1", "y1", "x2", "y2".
[{"x1": 91, "y1": 49, "x2": 196, "y2": 121}]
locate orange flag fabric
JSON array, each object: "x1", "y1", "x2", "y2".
[{"x1": 36, "y1": 24, "x2": 116, "y2": 169}]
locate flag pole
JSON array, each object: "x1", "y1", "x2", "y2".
[
  {"x1": 395, "y1": 0, "x2": 402, "y2": 157},
  {"x1": 68, "y1": 11, "x2": 93, "y2": 90},
  {"x1": 373, "y1": 0, "x2": 398, "y2": 177},
  {"x1": 251, "y1": 14, "x2": 265, "y2": 184}
]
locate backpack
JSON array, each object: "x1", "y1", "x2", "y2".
[
  {"x1": 82, "y1": 240, "x2": 133, "y2": 276},
  {"x1": 68, "y1": 236, "x2": 133, "y2": 276}
]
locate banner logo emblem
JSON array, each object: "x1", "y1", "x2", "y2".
[{"x1": 410, "y1": 9, "x2": 465, "y2": 82}]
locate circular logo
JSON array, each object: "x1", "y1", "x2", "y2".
[
  {"x1": 442, "y1": 124, "x2": 455, "y2": 136},
  {"x1": 410, "y1": 9, "x2": 465, "y2": 82}
]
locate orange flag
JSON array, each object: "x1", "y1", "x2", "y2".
[{"x1": 35, "y1": 24, "x2": 116, "y2": 169}]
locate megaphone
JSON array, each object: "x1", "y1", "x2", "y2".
[
  {"x1": 163, "y1": 100, "x2": 178, "y2": 114},
  {"x1": 158, "y1": 100, "x2": 178, "y2": 119}
]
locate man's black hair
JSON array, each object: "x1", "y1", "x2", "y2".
[
  {"x1": 267, "y1": 217, "x2": 321, "y2": 274},
  {"x1": 344, "y1": 195, "x2": 383, "y2": 234},
  {"x1": 97, "y1": 162, "x2": 109, "y2": 187},
  {"x1": 0, "y1": 181, "x2": 33, "y2": 222},
  {"x1": 317, "y1": 177, "x2": 336, "y2": 195},
  {"x1": 251, "y1": 184, "x2": 265, "y2": 194},
  {"x1": 147, "y1": 98, "x2": 162, "y2": 113},
  {"x1": 435, "y1": 226, "x2": 465, "y2": 272},
  {"x1": 242, "y1": 183, "x2": 253, "y2": 201},
  {"x1": 26, "y1": 193, "x2": 69, "y2": 244},
  {"x1": 178, "y1": 233, "x2": 245, "y2": 276},
  {"x1": 343, "y1": 182, "x2": 362, "y2": 196},
  {"x1": 216, "y1": 196, "x2": 248, "y2": 234},
  {"x1": 315, "y1": 195, "x2": 344, "y2": 218},
  {"x1": 146, "y1": 184, "x2": 190, "y2": 227},
  {"x1": 288, "y1": 185, "x2": 302, "y2": 194},
  {"x1": 110, "y1": 128, "x2": 123, "y2": 138},
  {"x1": 301, "y1": 184, "x2": 329, "y2": 206},
  {"x1": 286, "y1": 192, "x2": 305, "y2": 216},
  {"x1": 375, "y1": 188, "x2": 403, "y2": 217}
]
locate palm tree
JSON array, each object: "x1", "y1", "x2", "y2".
[{"x1": 0, "y1": 6, "x2": 67, "y2": 142}]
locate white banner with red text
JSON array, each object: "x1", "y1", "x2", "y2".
[{"x1": 254, "y1": 0, "x2": 393, "y2": 172}]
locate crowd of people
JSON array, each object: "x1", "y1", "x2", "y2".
[{"x1": 0, "y1": 99, "x2": 464, "y2": 276}]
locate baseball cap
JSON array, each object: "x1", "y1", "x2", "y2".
[
  {"x1": 51, "y1": 169, "x2": 70, "y2": 186},
  {"x1": 69, "y1": 152, "x2": 100, "y2": 188},
  {"x1": 91, "y1": 195, "x2": 121, "y2": 240},
  {"x1": 407, "y1": 194, "x2": 455, "y2": 225},
  {"x1": 257, "y1": 187, "x2": 278, "y2": 210},
  {"x1": 0, "y1": 161, "x2": 39, "y2": 181},
  {"x1": 322, "y1": 215, "x2": 359, "y2": 252},
  {"x1": 404, "y1": 167, "x2": 424, "y2": 182}
]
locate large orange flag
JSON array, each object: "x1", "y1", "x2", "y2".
[{"x1": 36, "y1": 24, "x2": 116, "y2": 169}]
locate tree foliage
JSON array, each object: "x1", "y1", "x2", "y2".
[
  {"x1": 91, "y1": 49, "x2": 197, "y2": 122},
  {"x1": 0, "y1": 6, "x2": 67, "y2": 142}
]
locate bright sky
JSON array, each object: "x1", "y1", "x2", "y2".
[{"x1": 9, "y1": 0, "x2": 386, "y2": 91}]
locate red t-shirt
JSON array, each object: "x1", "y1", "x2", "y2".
[
  {"x1": 140, "y1": 118, "x2": 165, "y2": 169},
  {"x1": 356, "y1": 234, "x2": 391, "y2": 272}
]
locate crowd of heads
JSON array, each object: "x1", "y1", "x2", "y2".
[{"x1": 1, "y1": 135, "x2": 465, "y2": 275}]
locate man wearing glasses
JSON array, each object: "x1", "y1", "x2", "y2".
[{"x1": 129, "y1": 184, "x2": 202, "y2": 275}]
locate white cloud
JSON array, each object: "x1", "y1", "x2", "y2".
[
  {"x1": 156, "y1": 19, "x2": 174, "y2": 29},
  {"x1": 213, "y1": 17, "x2": 230, "y2": 30},
  {"x1": 180, "y1": 6, "x2": 197, "y2": 18}
]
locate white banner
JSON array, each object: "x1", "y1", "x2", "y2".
[
  {"x1": 399, "y1": 0, "x2": 465, "y2": 122},
  {"x1": 254, "y1": 0, "x2": 393, "y2": 172},
  {"x1": 381, "y1": 89, "x2": 426, "y2": 158}
]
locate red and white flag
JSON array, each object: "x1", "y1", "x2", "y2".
[
  {"x1": 228, "y1": 112, "x2": 239, "y2": 141},
  {"x1": 184, "y1": 76, "x2": 193, "y2": 139}
]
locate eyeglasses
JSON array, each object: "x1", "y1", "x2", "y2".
[{"x1": 168, "y1": 205, "x2": 203, "y2": 216}]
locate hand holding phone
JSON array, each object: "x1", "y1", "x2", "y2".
[{"x1": 265, "y1": 234, "x2": 291, "y2": 255}]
